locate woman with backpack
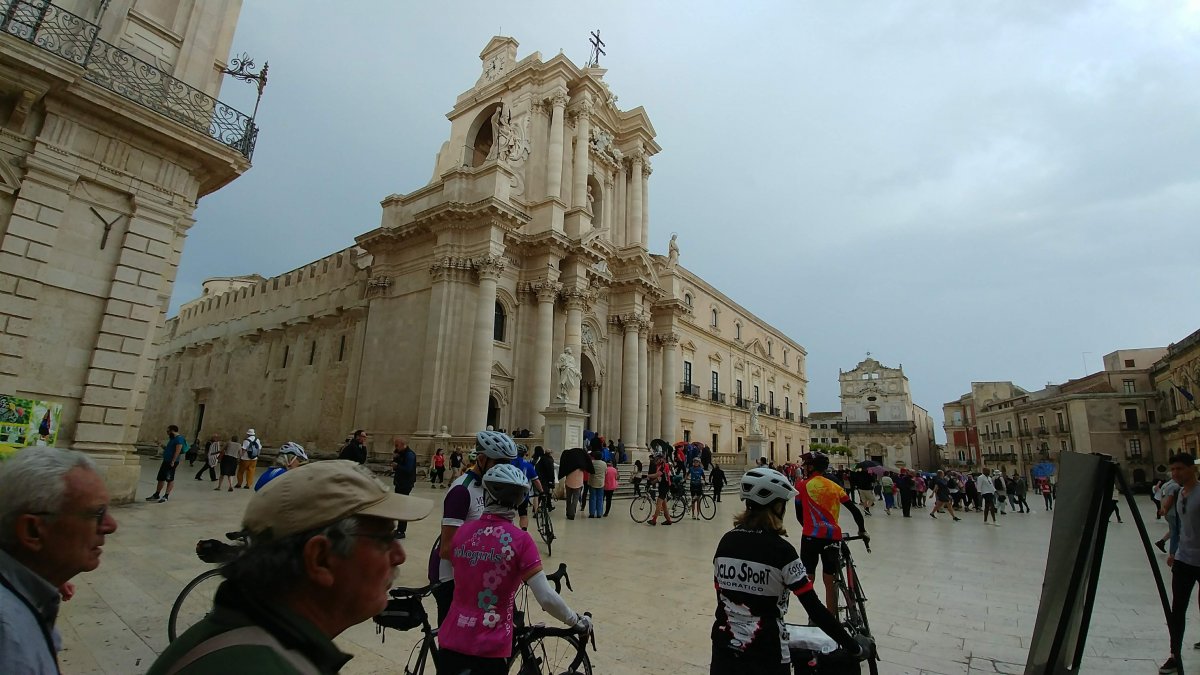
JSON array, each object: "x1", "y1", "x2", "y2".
[{"x1": 235, "y1": 428, "x2": 261, "y2": 489}]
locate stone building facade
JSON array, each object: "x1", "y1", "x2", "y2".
[
  {"x1": 0, "y1": 0, "x2": 255, "y2": 501},
  {"x1": 837, "y1": 357, "x2": 936, "y2": 469},
  {"x1": 1152, "y1": 331, "x2": 1200, "y2": 462},
  {"x1": 140, "y1": 36, "x2": 811, "y2": 463},
  {"x1": 942, "y1": 382, "x2": 1027, "y2": 469},
  {"x1": 974, "y1": 348, "x2": 1166, "y2": 482}
]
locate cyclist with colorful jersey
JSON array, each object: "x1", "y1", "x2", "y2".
[
  {"x1": 252, "y1": 442, "x2": 308, "y2": 491},
  {"x1": 438, "y1": 464, "x2": 592, "y2": 675},
  {"x1": 712, "y1": 468, "x2": 866, "y2": 673},
  {"x1": 795, "y1": 451, "x2": 867, "y2": 613},
  {"x1": 428, "y1": 430, "x2": 516, "y2": 625}
]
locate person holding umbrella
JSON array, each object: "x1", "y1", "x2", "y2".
[{"x1": 557, "y1": 446, "x2": 591, "y2": 520}]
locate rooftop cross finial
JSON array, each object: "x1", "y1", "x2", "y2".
[{"x1": 587, "y1": 29, "x2": 606, "y2": 67}]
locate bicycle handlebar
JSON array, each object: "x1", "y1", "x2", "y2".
[
  {"x1": 840, "y1": 534, "x2": 872, "y2": 553},
  {"x1": 546, "y1": 562, "x2": 572, "y2": 593}
]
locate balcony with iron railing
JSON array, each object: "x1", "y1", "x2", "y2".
[
  {"x1": 1037, "y1": 427, "x2": 1049, "y2": 436},
  {"x1": 1018, "y1": 429, "x2": 1033, "y2": 438},
  {"x1": 1120, "y1": 421, "x2": 1149, "y2": 432},
  {"x1": 1000, "y1": 430, "x2": 1013, "y2": 438},
  {"x1": 840, "y1": 420, "x2": 916, "y2": 435},
  {"x1": 784, "y1": 412, "x2": 795, "y2": 421},
  {"x1": 734, "y1": 396, "x2": 752, "y2": 409},
  {"x1": 1057, "y1": 425, "x2": 1070, "y2": 434},
  {"x1": 680, "y1": 382, "x2": 699, "y2": 398},
  {"x1": 708, "y1": 390, "x2": 726, "y2": 404},
  {"x1": 0, "y1": 0, "x2": 260, "y2": 160},
  {"x1": 769, "y1": 406, "x2": 780, "y2": 417}
]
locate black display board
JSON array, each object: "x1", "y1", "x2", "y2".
[{"x1": 1024, "y1": 453, "x2": 1172, "y2": 673}]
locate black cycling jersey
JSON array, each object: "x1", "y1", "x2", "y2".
[{"x1": 712, "y1": 527, "x2": 813, "y2": 664}]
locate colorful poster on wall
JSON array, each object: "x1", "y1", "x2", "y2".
[{"x1": 0, "y1": 394, "x2": 63, "y2": 459}]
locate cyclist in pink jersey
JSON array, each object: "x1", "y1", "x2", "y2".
[
  {"x1": 438, "y1": 464, "x2": 593, "y2": 675},
  {"x1": 795, "y1": 452, "x2": 867, "y2": 613}
]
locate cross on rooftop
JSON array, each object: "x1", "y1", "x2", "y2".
[{"x1": 587, "y1": 30, "x2": 606, "y2": 67}]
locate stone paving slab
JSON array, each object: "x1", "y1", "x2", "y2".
[{"x1": 54, "y1": 459, "x2": 1200, "y2": 673}]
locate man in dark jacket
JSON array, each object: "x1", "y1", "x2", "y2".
[
  {"x1": 338, "y1": 429, "x2": 368, "y2": 464},
  {"x1": 710, "y1": 464, "x2": 727, "y2": 502},
  {"x1": 896, "y1": 469, "x2": 916, "y2": 517},
  {"x1": 391, "y1": 437, "x2": 417, "y2": 538}
]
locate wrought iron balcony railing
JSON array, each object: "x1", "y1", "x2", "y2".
[
  {"x1": 680, "y1": 382, "x2": 699, "y2": 397},
  {"x1": 708, "y1": 390, "x2": 725, "y2": 404},
  {"x1": 784, "y1": 411, "x2": 794, "y2": 421},
  {"x1": 0, "y1": 0, "x2": 259, "y2": 160},
  {"x1": 768, "y1": 406, "x2": 780, "y2": 417},
  {"x1": 734, "y1": 396, "x2": 751, "y2": 409},
  {"x1": 1120, "y1": 421, "x2": 1149, "y2": 431}
]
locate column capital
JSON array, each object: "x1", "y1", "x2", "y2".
[
  {"x1": 641, "y1": 157, "x2": 653, "y2": 177},
  {"x1": 656, "y1": 332, "x2": 679, "y2": 347},
  {"x1": 473, "y1": 254, "x2": 507, "y2": 281},
  {"x1": 430, "y1": 255, "x2": 474, "y2": 282},
  {"x1": 561, "y1": 288, "x2": 587, "y2": 311},
  {"x1": 546, "y1": 91, "x2": 569, "y2": 108},
  {"x1": 612, "y1": 312, "x2": 649, "y2": 332},
  {"x1": 532, "y1": 280, "x2": 562, "y2": 303}
]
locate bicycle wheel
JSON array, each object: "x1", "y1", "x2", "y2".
[
  {"x1": 669, "y1": 496, "x2": 687, "y2": 522},
  {"x1": 846, "y1": 557, "x2": 872, "y2": 638},
  {"x1": 699, "y1": 494, "x2": 717, "y2": 520},
  {"x1": 537, "y1": 505, "x2": 555, "y2": 557},
  {"x1": 405, "y1": 635, "x2": 435, "y2": 675},
  {"x1": 629, "y1": 496, "x2": 652, "y2": 523},
  {"x1": 168, "y1": 568, "x2": 223, "y2": 642},
  {"x1": 511, "y1": 634, "x2": 591, "y2": 674}
]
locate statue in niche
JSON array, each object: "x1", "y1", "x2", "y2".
[
  {"x1": 489, "y1": 103, "x2": 511, "y2": 161},
  {"x1": 586, "y1": 184, "x2": 595, "y2": 209},
  {"x1": 667, "y1": 233, "x2": 679, "y2": 267},
  {"x1": 749, "y1": 406, "x2": 761, "y2": 436},
  {"x1": 555, "y1": 346, "x2": 582, "y2": 402}
]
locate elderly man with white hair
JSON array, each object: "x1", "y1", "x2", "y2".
[{"x1": 0, "y1": 447, "x2": 119, "y2": 673}]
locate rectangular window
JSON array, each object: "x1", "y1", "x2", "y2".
[
  {"x1": 1124, "y1": 408, "x2": 1139, "y2": 428},
  {"x1": 1037, "y1": 415, "x2": 1045, "y2": 430},
  {"x1": 831, "y1": 437, "x2": 839, "y2": 444},
  {"x1": 308, "y1": 341, "x2": 317, "y2": 366},
  {"x1": 1122, "y1": 379, "x2": 1135, "y2": 394},
  {"x1": 281, "y1": 345, "x2": 289, "y2": 369},
  {"x1": 785, "y1": 396, "x2": 790, "y2": 414},
  {"x1": 338, "y1": 335, "x2": 347, "y2": 361},
  {"x1": 769, "y1": 391, "x2": 775, "y2": 408},
  {"x1": 683, "y1": 361, "x2": 693, "y2": 386},
  {"x1": 869, "y1": 410, "x2": 878, "y2": 423},
  {"x1": 712, "y1": 433, "x2": 719, "y2": 452},
  {"x1": 1006, "y1": 421, "x2": 1012, "y2": 433},
  {"x1": 1129, "y1": 438, "x2": 1142, "y2": 455},
  {"x1": 1056, "y1": 412, "x2": 1064, "y2": 429},
  {"x1": 1124, "y1": 359, "x2": 1135, "y2": 368},
  {"x1": 736, "y1": 380, "x2": 743, "y2": 399},
  {"x1": 737, "y1": 436, "x2": 743, "y2": 453},
  {"x1": 711, "y1": 371, "x2": 719, "y2": 393},
  {"x1": 753, "y1": 385, "x2": 760, "y2": 402},
  {"x1": 1022, "y1": 418, "x2": 1029, "y2": 432},
  {"x1": 1148, "y1": 410, "x2": 1157, "y2": 424},
  {"x1": 1060, "y1": 439, "x2": 1068, "y2": 452},
  {"x1": 684, "y1": 429, "x2": 691, "y2": 442}
]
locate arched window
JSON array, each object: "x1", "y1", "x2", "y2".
[
  {"x1": 735, "y1": 322, "x2": 742, "y2": 340},
  {"x1": 710, "y1": 308, "x2": 718, "y2": 327},
  {"x1": 684, "y1": 292, "x2": 693, "y2": 307},
  {"x1": 493, "y1": 301, "x2": 506, "y2": 342},
  {"x1": 767, "y1": 340, "x2": 773, "y2": 356}
]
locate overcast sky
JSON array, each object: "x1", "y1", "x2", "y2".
[{"x1": 181, "y1": 2, "x2": 1200, "y2": 437}]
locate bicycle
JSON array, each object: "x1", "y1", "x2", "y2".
[
  {"x1": 168, "y1": 531, "x2": 246, "y2": 642},
  {"x1": 534, "y1": 490, "x2": 555, "y2": 556},
  {"x1": 510, "y1": 563, "x2": 595, "y2": 674},
  {"x1": 629, "y1": 486, "x2": 656, "y2": 523},
  {"x1": 829, "y1": 534, "x2": 879, "y2": 675},
  {"x1": 373, "y1": 581, "x2": 440, "y2": 675},
  {"x1": 375, "y1": 563, "x2": 593, "y2": 674}
]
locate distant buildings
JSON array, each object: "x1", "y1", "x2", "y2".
[
  {"x1": 835, "y1": 357, "x2": 936, "y2": 469},
  {"x1": 1153, "y1": 330, "x2": 1200, "y2": 461},
  {"x1": 942, "y1": 382, "x2": 1028, "y2": 469}
]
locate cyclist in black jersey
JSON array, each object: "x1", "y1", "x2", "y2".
[{"x1": 712, "y1": 468, "x2": 865, "y2": 674}]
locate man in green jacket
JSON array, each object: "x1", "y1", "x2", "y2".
[{"x1": 148, "y1": 460, "x2": 432, "y2": 674}]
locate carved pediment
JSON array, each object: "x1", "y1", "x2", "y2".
[
  {"x1": 709, "y1": 352, "x2": 723, "y2": 364},
  {"x1": 491, "y1": 361, "x2": 514, "y2": 380},
  {"x1": 680, "y1": 340, "x2": 697, "y2": 353}
]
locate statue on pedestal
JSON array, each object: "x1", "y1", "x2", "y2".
[
  {"x1": 749, "y1": 406, "x2": 761, "y2": 436},
  {"x1": 555, "y1": 346, "x2": 582, "y2": 403},
  {"x1": 667, "y1": 233, "x2": 679, "y2": 267}
]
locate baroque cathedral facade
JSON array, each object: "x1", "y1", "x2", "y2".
[{"x1": 142, "y1": 37, "x2": 812, "y2": 462}]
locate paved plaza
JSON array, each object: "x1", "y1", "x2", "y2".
[{"x1": 56, "y1": 458, "x2": 1190, "y2": 674}]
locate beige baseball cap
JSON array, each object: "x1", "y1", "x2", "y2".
[{"x1": 242, "y1": 460, "x2": 432, "y2": 540}]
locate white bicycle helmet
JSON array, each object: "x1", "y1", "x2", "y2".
[
  {"x1": 741, "y1": 468, "x2": 797, "y2": 506},
  {"x1": 476, "y1": 430, "x2": 518, "y2": 460},
  {"x1": 482, "y1": 463, "x2": 530, "y2": 507},
  {"x1": 278, "y1": 442, "x2": 308, "y2": 461}
]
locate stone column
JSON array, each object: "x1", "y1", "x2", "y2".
[
  {"x1": 418, "y1": 257, "x2": 470, "y2": 435},
  {"x1": 628, "y1": 152, "x2": 644, "y2": 247},
  {"x1": 467, "y1": 255, "x2": 505, "y2": 431},
  {"x1": 641, "y1": 160, "x2": 651, "y2": 246},
  {"x1": 660, "y1": 333, "x2": 679, "y2": 442},
  {"x1": 544, "y1": 93, "x2": 567, "y2": 201},
  {"x1": 615, "y1": 163, "x2": 627, "y2": 247},
  {"x1": 588, "y1": 383, "x2": 600, "y2": 429},
  {"x1": 620, "y1": 317, "x2": 640, "y2": 447},
  {"x1": 530, "y1": 281, "x2": 560, "y2": 424},
  {"x1": 637, "y1": 324, "x2": 649, "y2": 446},
  {"x1": 563, "y1": 290, "x2": 585, "y2": 406},
  {"x1": 571, "y1": 98, "x2": 592, "y2": 209}
]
